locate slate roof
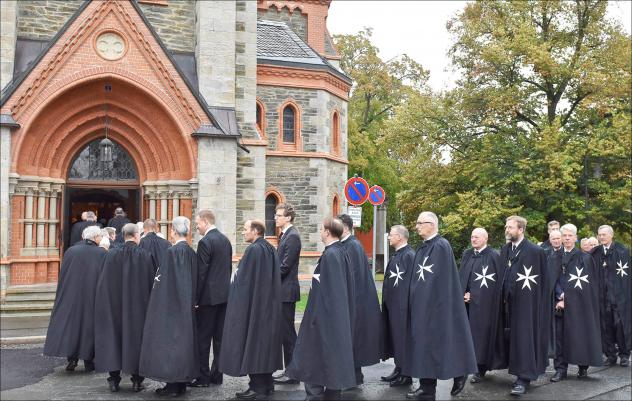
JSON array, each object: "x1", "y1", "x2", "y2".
[{"x1": 257, "y1": 20, "x2": 351, "y2": 84}]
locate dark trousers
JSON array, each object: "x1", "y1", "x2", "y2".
[
  {"x1": 553, "y1": 315, "x2": 589, "y2": 371},
  {"x1": 603, "y1": 307, "x2": 630, "y2": 359},
  {"x1": 354, "y1": 366, "x2": 364, "y2": 385},
  {"x1": 477, "y1": 364, "x2": 488, "y2": 375},
  {"x1": 419, "y1": 378, "x2": 437, "y2": 395},
  {"x1": 196, "y1": 303, "x2": 226, "y2": 383},
  {"x1": 108, "y1": 371, "x2": 144, "y2": 384},
  {"x1": 67, "y1": 357, "x2": 92, "y2": 365},
  {"x1": 248, "y1": 373, "x2": 273, "y2": 394},
  {"x1": 281, "y1": 302, "x2": 297, "y2": 368},
  {"x1": 164, "y1": 382, "x2": 187, "y2": 393}
]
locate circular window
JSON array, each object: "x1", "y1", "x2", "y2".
[{"x1": 95, "y1": 31, "x2": 126, "y2": 61}]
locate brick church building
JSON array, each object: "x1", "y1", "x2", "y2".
[{"x1": 0, "y1": 0, "x2": 350, "y2": 334}]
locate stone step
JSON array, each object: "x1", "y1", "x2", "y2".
[
  {"x1": 0, "y1": 302, "x2": 55, "y2": 313},
  {"x1": 3, "y1": 292, "x2": 57, "y2": 303},
  {"x1": 0, "y1": 311, "x2": 51, "y2": 329},
  {"x1": 5, "y1": 284, "x2": 57, "y2": 294}
]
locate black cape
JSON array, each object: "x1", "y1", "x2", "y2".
[
  {"x1": 69, "y1": 220, "x2": 98, "y2": 246},
  {"x1": 44, "y1": 240, "x2": 106, "y2": 360},
  {"x1": 139, "y1": 232, "x2": 171, "y2": 273},
  {"x1": 458, "y1": 246, "x2": 503, "y2": 368},
  {"x1": 381, "y1": 244, "x2": 414, "y2": 365},
  {"x1": 94, "y1": 241, "x2": 156, "y2": 374},
  {"x1": 591, "y1": 242, "x2": 631, "y2": 351},
  {"x1": 490, "y1": 238, "x2": 550, "y2": 380},
  {"x1": 402, "y1": 235, "x2": 477, "y2": 379},
  {"x1": 546, "y1": 249, "x2": 563, "y2": 358},
  {"x1": 218, "y1": 237, "x2": 283, "y2": 376},
  {"x1": 139, "y1": 241, "x2": 199, "y2": 382},
  {"x1": 341, "y1": 235, "x2": 382, "y2": 367},
  {"x1": 287, "y1": 241, "x2": 356, "y2": 390},
  {"x1": 553, "y1": 248, "x2": 602, "y2": 366}
]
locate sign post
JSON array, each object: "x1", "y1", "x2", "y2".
[{"x1": 368, "y1": 185, "x2": 386, "y2": 280}]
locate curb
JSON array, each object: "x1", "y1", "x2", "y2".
[{"x1": 1, "y1": 335, "x2": 46, "y2": 345}]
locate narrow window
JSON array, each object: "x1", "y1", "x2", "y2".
[
  {"x1": 332, "y1": 111, "x2": 340, "y2": 155},
  {"x1": 282, "y1": 106, "x2": 296, "y2": 144},
  {"x1": 265, "y1": 194, "x2": 279, "y2": 237}
]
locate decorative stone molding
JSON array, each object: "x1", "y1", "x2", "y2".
[{"x1": 257, "y1": 64, "x2": 351, "y2": 100}]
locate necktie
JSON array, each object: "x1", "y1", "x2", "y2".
[
  {"x1": 279, "y1": 231, "x2": 284, "y2": 240},
  {"x1": 511, "y1": 244, "x2": 516, "y2": 252},
  {"x1": 474, "y1": 250, "x2": 480, "y2": 257}
]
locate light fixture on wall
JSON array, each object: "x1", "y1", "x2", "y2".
[{"x1": 99, "y1": 83, "x2": 113, "y2": 166}]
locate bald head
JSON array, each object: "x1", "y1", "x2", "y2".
[
  {"x1": 471, "y1": 227, "x2": 488, "y2": 250},
  {"x1": 549, "y1": 229, "x2": 562, "y2": 250}
]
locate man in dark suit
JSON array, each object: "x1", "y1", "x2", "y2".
[
  {"x1": 188, "y1": 209, "x2": 233, "y2": 387},
  {"x1": 273, "y1": 203, "x2": 302, "y2": 385}
]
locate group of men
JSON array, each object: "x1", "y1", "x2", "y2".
[{"x1": 43, "y1": 203, "x2": 630, "y2": 401}]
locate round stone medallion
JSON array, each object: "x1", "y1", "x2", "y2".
[{"x1": 95, "y1": 32, "x2": 126, "y2": 61}]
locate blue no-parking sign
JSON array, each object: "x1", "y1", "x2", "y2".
[
  {"x1": 368, "y1": 185, "x2": 385, "y2": 206},
  {"x1": 344, "y1": 177, "x2": 369, "y2": 206}
]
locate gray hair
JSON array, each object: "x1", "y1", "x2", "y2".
[
  {"x1": 103, "y1": 227, "x2": 116, "y2": 237},
  {"x1": 122, "y1": 223, "x2": 139, "y2": 239},
  {"x1": 598, "y1": 225, "x2": 614, "y2": 236},
  {"x1": 549, "y1": 230, "x2": 562, "y2": 239},
  {"x1": 472, "y1": 227, "x2": 489, "y2": 239},
  {"x1": 83, "y1": 225, "x2": 102, "y2": 241},
  {"x1": 172, "y1": 216, "x2": 190, "y2": 237},
  {"x1": 86, "y1": 211, "x2": 97, "y2": 222},
  {"x1": 560, "y1": 223, "x2": 577, "y2": 235},
  {"x1": 419, "y1": 211, "x2": 439, "y2": 227},
  {"x1": 391, "y1": 225, "x2": 409, "y2": 239}
]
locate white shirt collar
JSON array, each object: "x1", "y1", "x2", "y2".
[
  {"x1": 395, "y1": 243, "x2": 408, "y2": 251},
  {"x1": 175, "y1": 238, "x2": 187, "y2": 244},
  {"x1": 424, "y1": 233, "x2": 438, "y2": 242},
  {"x1": 512, "y1": 237, "x2": 524, "y2": 248},
  {"x1": 282, "y1": 224, "x2": 293, "y2": 234},
  {"x1": 475, "y1": 245, "x2": 487, "y2": 253},
  {"x1": 204, "y1": 225, "x2": 216, "y2": 236},
  {"x1": 325, "y1": 239, "x2": 340, "y2": 247},
  {"x1": 341, "y1": 233, "x2": 351, "y2": 242}
]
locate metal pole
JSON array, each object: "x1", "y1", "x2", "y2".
[{"x1": 372, "y1": 204, "x2": 377, "y2": 280}]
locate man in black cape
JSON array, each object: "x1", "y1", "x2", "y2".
[
  {"x1": 44, "y1": 226, "x2": 105, "y2": 372},
  {"x1": 380, "y1": 225, "x2": 414, "y2": 387},
  {"x1": 188, "y1": 209, "x2": 232, "y2": 387},
  {"x1": 491, "y1": 215, "x2": 550, "y2": 396},
  {"x1": 219, "y1": 219, "x2": 282, "y2": 399},
  {"x1": 592, "y1": 224, "x2": 631, "y2": 367},
  {"x1": 403, "y1": 212, "x2": 477, "y2": 401},
  {"x1": 458, "y1": 228, "x2": 503, "y2": 384},
  {"x1": 69, "y1": 211, "x2": 99, "y2": 246},
  {"x1": 539, "y1": 220, "x2": 560, "y2": 252},
  {"x1": 544, "y1": 230, "x2": 563, "y2": 361},
  {"x1": 549, "y1": 224, "x2": 602, "y2": 382},
  {"x1": 287, "y1": 217, "x2": 356, "y2": 400},
  {"x1": 94, "y1": 223, "x2": 156, "y2": 392},
  {"x1": 139, "y1": 218, "x2": 171, "y2": 273},
  {"x1": 139, "y1": 216, "x2": 199, "y2": 397},
  {"x1": 338, "y1": 213, "x2": 382, "y2": 386},
  {"x1": 108, "y1": 207, "x2": 131, "y2": 243},
  {"x1": 272, "y1": 202, "x2": 302, "y2": 385}
]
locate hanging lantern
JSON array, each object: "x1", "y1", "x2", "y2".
[{"x1": 99, "y1": 137, "x2": 114, "y2": 164}]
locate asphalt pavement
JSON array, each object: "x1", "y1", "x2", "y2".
[{"x1": 1, "y1": 344, "x2": 630, "y2": 400}]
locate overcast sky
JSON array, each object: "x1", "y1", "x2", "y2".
[{"x1": 328, "y1": 1, "x2": 632, "y2": 91}]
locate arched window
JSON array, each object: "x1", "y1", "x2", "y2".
[
  {"x1": 332, "y1": 194, "x2": 340, "y2": 216},
  {"x1": 68, "y1": 138, "x2": 138, "y2": 183},
  {"x1": 278, "y1": 100, "x2": 301, "y2": 151},
  {"x1": 282, "y1": 105, "x2": 296, "y2": 143},
  {"x1": 256, "y1": 99, "x2": 266, "y2": 138},
  {"x1": 265, "y1": 193, "x2": 280, "y2": 237},
  {"x1": 331, "y1": 111, "x2": 341, "y2": 155}
]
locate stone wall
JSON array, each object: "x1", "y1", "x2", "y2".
[
  {"x1": 235, "y1": 0, "x2": 258, "y2": 139},
  {"x1": 16, "y1": 0, "x2": 83, "y2": 41},
  {"x1": 138, "y1": 0, "x2": 195, "y2": 53},
  {"x1": 235, "y1": 147, "x2": 266, "y2": 253},
  {"x1": 16, "y1": 0, "x2": 194, "y2": 52},
  {"x1": 1, "y1": 0, "x2": 18, "y2": 91},
  {"x1": 257, "y1": 6, "x2": 307, "y2": 42},
  {"x1": 257, "y1": 86, "x2": 348, "y2": 154}
]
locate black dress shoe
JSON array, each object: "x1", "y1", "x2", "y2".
[
  {"x1": 156, "y1": 386, "x2": 179, "y2": 397},
  {"x1": 451, "y1": 375, "x2": 467, "y2": 395},
  {"x1": 389, "y1": 375, "x2": 412, "y2": 387},
  {"x1": 83, "y1": 361, "x2": 95, "y2": 372},
  {"x1": 510, "y1": 384, "x2": 526, "y2": 396},
  {"x1": 603, "y1": 356, "x2": 618, "y2": 366},
  {"x1": 381, "y1": 367, "x2": 401, "y2": 382},
  {"x1": 620, "y1": 358, "x2": 630, "y2": 367},
  {"x1": 470, "y1": 373, "x2": 484, "y2": 383},
  {"x1": 550, "y1": 371, "x2": 567, "y2": 382},
  {"x1": 577, "y1": 367, "x2": 588, "y2": 378},
  {"x1": 187, "y1": 379, "x2": 210, "y2": 387},
  {"x1": 236, "y1": 388, "x2": 266, "y2": 400},
  {"x1": 406, "y1": 387, "x2": 436, "y2": 401},
  {"x1": 108, "y1": 379, "x2": 120, "y2": 393},
  {"x1": 65, "y1": 360, "x2": 78, "y2": 371}
]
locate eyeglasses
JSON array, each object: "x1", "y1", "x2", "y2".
[{"x1": 416, "y1": 221, "x2": 432, "y2": 226}]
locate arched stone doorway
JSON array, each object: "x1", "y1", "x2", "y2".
[{"x1": 64, "y1": 138, "x2": 140, "y2": 250}]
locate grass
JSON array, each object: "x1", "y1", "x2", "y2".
[{"x1": 296, "y1": 291, "x2": 383, "y2": 313}]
